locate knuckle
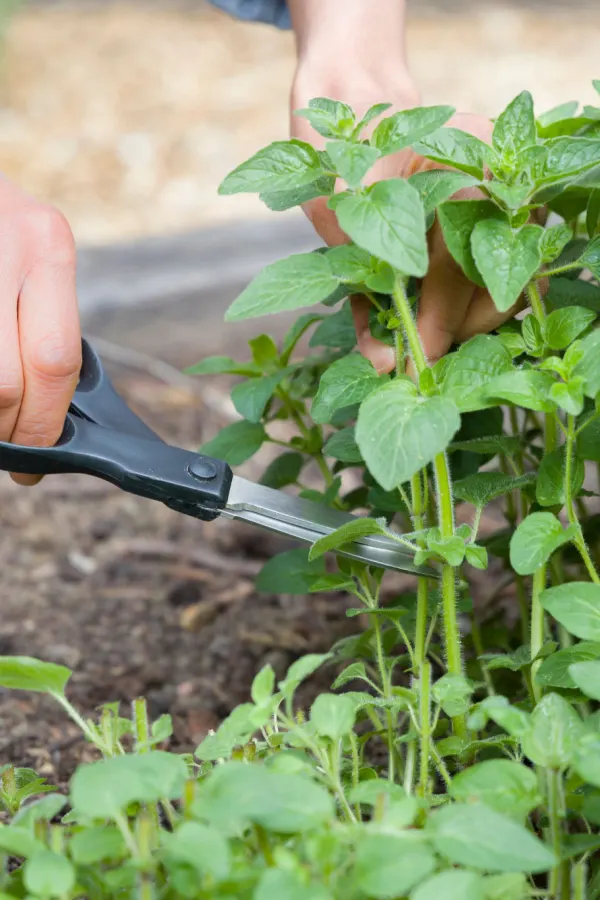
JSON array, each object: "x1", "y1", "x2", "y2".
[
  {"x1": 22, "y1": 205, "x2": 76, "y2": 266},
  {"x1": 29, "y1": 332, "x2": 82, "y2": 382}
]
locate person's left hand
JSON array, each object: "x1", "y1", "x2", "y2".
[{"x1": 291, "y1": 76, "x2": 515, "y2": 374}]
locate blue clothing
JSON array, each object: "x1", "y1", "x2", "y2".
[{"x1": 207, "y1": 0, "x2": 290, "y2": 29}]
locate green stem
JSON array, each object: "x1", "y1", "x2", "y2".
[
  {"x1": 54, "y1": 694, "x2": 111, "y2": 756},
  {"x1": 412, "y1": 472, "x2": 428, "y2": 673},
  {"x1": 418, "y1": 661, "x2": 432, "y2": 799},
  {"x1": 515, "y1": 574, "x2": 530, "y2": 646},
  {"x1": 536, "y1": 261, "x2": 580, "y2": 280},
  {"x1": 572, "y1": 861, "x2": 587, "y2": 900},
  {"x1": 566, "y1": 415, "x2": 600, "y2": 585},
  {"x1": 547, "y1": 769, "x2": 563, "y2": 898},
  {"x1": 471, "y1": 614, "x2": 495, "y2": 696},
  {"x1": 133, "y1": 697, "x2": 151, "y2": 754},
  {"x1": 531, "y1": 567, "x2": 547, "y2": 703}
]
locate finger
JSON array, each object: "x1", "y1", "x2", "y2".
[
  {"x1": 350, "y1": 295, "x2": 395, "y2": 374},
  {"x1": 11, "y1": 209, "x2": 81, "y2": 486},
  {"x1": 454, "y1": 287, "x2": 526, "y2": 344},
  {"x1": 417, "y1": 237, "x2": 477, "y2": 364},
  {"x1": 0, "y1": 265, "x2": 25, "y2": 444}
]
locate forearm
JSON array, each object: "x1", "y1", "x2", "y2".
[{"x1": 288, "y1": 0, "x2": 418, "y2": 108}]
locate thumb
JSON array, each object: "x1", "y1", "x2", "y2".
[{"x1": 351, "y1": 296, "x2": 396, "y2": 374}]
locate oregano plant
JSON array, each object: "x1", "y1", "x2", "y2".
[{"x1": 3, "y1": 86, "x2": 600, "y2": 898}]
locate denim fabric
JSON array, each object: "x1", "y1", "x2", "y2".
[{"x1": 207, "y1": 0, "x2": 290, "y2": 29}]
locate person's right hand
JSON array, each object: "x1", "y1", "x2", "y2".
[{"x1": 0, "y1": 175, "x2": 81, "y2": 485}]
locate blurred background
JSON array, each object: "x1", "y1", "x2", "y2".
[{"x1": 0, "y1": 0, "x2": 599, "y2": 782}]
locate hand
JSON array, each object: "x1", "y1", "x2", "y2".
[
  {"x1": 291, "y1": 77, "x2": 509, "y2": 374},
  {"x1": 0, "y1": 176, "x2": 81, "y2": 485}
]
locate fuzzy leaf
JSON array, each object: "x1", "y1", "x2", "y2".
[
  {"x1": 541, "y1": 137, "x2": 600, "y2": 185},
  {"x1": 450, "y1": 760, "x2": 539, "y2": 819},
  {"x1": 428, "y1": 803, "x2": 555, "y2": 873},
  {"x1": 311, "y1": 693, "x2": 356, "y2": 740},
  {"x1": 220, "y1": 139, "x2": 323, "y2": 195},
  {"x1": 413, "y1": 127, "x2": 490, "y2": 178},
  {"x1": 231, "y1": 373, "x2": 284, "y2": 423},
  {"x1": 201, "y1": 421, "x2": 265, "y2": 465},
  {"x1": 541, "y1": 582, "x2": 600, "y2": 641},
  {"x1": 484, "y1": 369, "x2": 557, "y2": 413},
  {"x1": 325, "y1": 140, "x2": 381, "y2": 189},
  {"x1": 544, "y1": 306, "x2": 596, "y2": 350},
  {"x1": 537, "y1": 643, "x2": 600, "y2": 689},
  {"x1": 371, "y1": 105, "x2": 455, "y2": 156},
  {"x1": 356, "y1": 381, "x2": 460, "y2": 491},
  {"x1": 0, "y1": 657, "x2": 71, "y2": 697},
  {"x1": 442, "y1": 335, "x2": 513, "y2": 412},
  {"x1": 409, "y1": 170, "x2": 480, "y2": 214},
  {"x1": 225, "y1": 253, "x2": 339, "y2": 321},
  {"x1": 335, "y1": 179, "x2": 428, "y2": 276},
  {"x1": 354, "y1": 834, "x2": 436, "y2": 899},
  {"x1": 260, "y1": 452, "x2": 304, "y2": 489},
  {"x1": 260, "y1": 174, "x2": 336, "y2": 212},
  {"x1": 412, "y1": 870, "x2": 483, "y2": 900},
  {"x1": 309, "y1": 518, "x2": 389, "y2": 561},
  {"x1": 471, "y1": 220, "x2": 543, "y2": 313},
  {"x1": 311, "y1": 354, "x2": 387, "y2": 424},
  {"x1": 569, "y1": 659, "x2": 600, "y2": 700},
  {"x1": 573, "y1": 328, "x2": 600, "y2": 397},
  {"x1": 536, "y1": 447, "x2": 585, "y2": 507},
  {"x1": 539, "y1": 223, "x2": 574, "y2": 264},
  {"x1": 323, "y1": 427, "x2": 363, "y2": 464},
  {"x1": 437, "y1": 200, "x2": 503, "y2": 286},
  {"x1": 493, "y1": 91, "x2": 537, "y2": 154},
  {"x1": 521, "y1": 693, "x2": 583, "y2": 769},
  {"x1": 454, "y1": 471, "x2": 536, "y2": 507},
  {"x1": 509, "y1": 513, "x2": 576, "y2": 575},
  {"x1": 256, "y1": 548, "x2": 326, "y2": 595}
]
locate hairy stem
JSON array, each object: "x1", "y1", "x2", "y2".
[
  {"x1": 392, "y1": 277, "x2": 465, "y2": 737},
  {"x1": 566, "y1": 415, "x2": 600, "y2": 584},
  {"x1": 418, "y1": 661, "x2": 432, "y2": 799},
  {"x1": 531, "y1": 567, "x2": 546, "y2": 703},
  {"x1": 547, "y1": 768, "x2": 563, "y2": 897}
]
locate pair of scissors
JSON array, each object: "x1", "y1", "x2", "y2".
[{"x1": 0, "y1": 340, "x2": 432, "y2": 577}]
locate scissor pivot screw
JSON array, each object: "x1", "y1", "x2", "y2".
[{"x1": 188, "y1": 458, "x2": 218, "y2": 482}]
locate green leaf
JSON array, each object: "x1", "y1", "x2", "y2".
[
  {"x1": 578, "y1": 416, "x2": 600, "y2": 461},
  {"x1": 541, "y1": 137, "x2": 600, "y2": 185},
  {"x1": 225, "y1": 253, "x2": 339, "y2": 322},
  {"x1": 539, "y1": 223, "x2": 574, "y2": 264},
  {"x1": 195, "y1": 704, "x2": 256, "y2": 761},
  {"x1": 569, "y1": 659, "x2": 600, "y2": 700},
  {"x1": 354, "y1": 102, "x2": 393, "y2": 134},
  {"x1": 231, "y1": 373, "x2": 283, "y2": 423},
  {"x1": 325, "y1": 140, "x2": 381, "y2": 189},
  {"x1": 219, "y1": 139, "x2": 323, "y2": 194},
  {"x1": 260, "y1": 173, "x2": 336, "y2": 212},
  {"x1": 185, "y1": 355, "x2": 259, "y2": 377},
  {"x1": 70, "y1": 825, "x2": 126, "y2": 864},
  {"x1": 547, "y1": 277, "x2": 600, "y2": 312},
  {"x1": 251, "y1": 664, "x2": 275, "y2": 706},
  {"x1": 163, "y1": 821, "x2": 231, "y2": 882},
  {"x1": 428, "y1": 535, "x2": 466, "y2": 566},
  {"x1": 196, "y1": 761, "x2": 334, "y2": 834},
  {"x1": 573, "y1": 734, "x2": 600, "y2": 788},
  {"x1": 0, "y1": 825, "x2": 43, "y2": 858},
  {"x1": 573, "y1": 328, "x2": 600, "y2": 397},
  {"x1": 414, "y1": 127, "x2": 490, "y2": 178},
  {"x1": 0, "y1": 656, "x2": 70, "y2": 697},
  {"x1": 312, "y1": 354, "x2": 387, "y2": 424},
  {"x1": 541, "y1": 582, "x2": 600, "y2": 640},
  {"x1": 544, "y1": 306, "x2": 596, "y2": 349},
  {"x1": 509, "y1": 512, "x2": 576, "y2": 575},
  {"x1": 536, "y1": 447, "x2": 585, "y2": 507},
  {"x1": 326, "y1": 244, "x2": 373, "y2": 283},
  {"x1": 482, "y1": 645, "x2": 531, "y2": 673},
  {"x1": 294, "y1": 97, "x2": 355, "y2": 139},
  {"x1": 465, "y1": 544, "x2": 489, "y2": 570},
  {"x1": 450, "y1": 759, "x2": 538, "y2": 819},
  {"x1": 371, "y1": 105, "x2": 455, "y2": 156},
  {"x1": 454, "y1": 472, "x2": 536, "y2": 506},
  {"x1": 493, "y1": 91, "x2": 537, "y2": 154},
  {"x1": 537, "y1": 643, "x2": 600, "y2": 689},
  {"x1": 70, "y1": 752, "x2": 188, "y2": 819},
  {"x1": 279, "y1": 653, "x2": 331, "y2": 699},
  {"x1": 409, "y1": 170, "x2": 480, "y2": 214},
  {"x1": 356, "y1": 381, "x2": 461, "y2": 491},
  {"x1": 309, "y1": 517, "x2": 389, "y2": 561},
  {"x1": 411, "y1": 870, "x2": 483, "y2": 900},
  {"x1": 256, "y1": 548, "x2": 326, "y2": 595},
  {"x1": 332, "y1": 662, "x2": 370, "y2": 689},
  {"x1": 260, "y1": 452, "x2": 304, "y2": 489},
  {"x1": 354, "y1": 834, "x2": 436, "y2": 899},
  {"x1": 281, "y1": 313, "x2": 324, "y2": 360},
  {"x1": 23, "y1": 851, "x2": 75, "y2": 898},
  {"x1": 433, "y1": 673, "x2": 473, "y2": 717},
  {"x1": 521, "y1": 693, "x2": 583, "y2": 769},
  {"x1": 471, "y1": 220, "x2": 542, "y2": 313},
  {"x1": 311, "y1": 693, "x2": 356, "y2": 740},
  {"x1": 484, "y1": 368, "x2": 557, "y2": 413},
  {"x1": 579, "y1": 235, "x2": 600, "y2": 278},
  {"x1": 335, "y1": 179, "x2": 428, "y2": 276},
  {"x1": 587, "y1": 188, "x2": 600, "y2": 237},
  {"x1": 437, "y1": 200, "x2": 504, "y2": 286},
  {"x1": 323, "y1": 427, "x2": 363, "y2": 463},
  {"x1": 538, "y1": 100, "x2": 579, "y2": 129},
  {"x1": 450, "y1": 434, "x2": 521, "y2": 456},
  {"x1": 482, "y1": 874, "x2": 529, "y2": 900},
  {"x1": 428, "y1": 803, "x2": 555, "y2": 874},
  {"x1": 200, "y1": 420, "x2": 265, "y2": 466},
  {"x1": 442, "y1": 335, "x2": 513, "y2": 412},
  {"x1": 255, "y1": 869, "x2": 332, "y2": 900},
  {"x1": 310, "y1": 302, "x2": 357, "y2": 351}
]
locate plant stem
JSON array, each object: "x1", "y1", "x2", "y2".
[
  {"x1": 566, "y1": 415, "x2": 600, "y2": 584},
  {"x1": 547, "y1": 769, "x2": 563, "y2": 898},
  {"x1": 417, "y1": 661, "x2": 432, "y2": 799},
  {"x1": 531, "y1": 567, "x2": 546, "y2": 703},
  {"x1": 133, "y1": 697, "x2": 150, "y2": 753}
]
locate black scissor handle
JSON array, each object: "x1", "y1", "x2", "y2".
[{"x1": 72, "y1": 339, "x2": 163, "y2": 442}]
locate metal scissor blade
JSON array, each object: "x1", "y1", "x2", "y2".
[{"x1": 221, "y1": 476, "x2": 437, "y2": 577}]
